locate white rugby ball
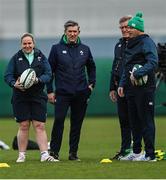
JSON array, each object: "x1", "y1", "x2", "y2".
[
  {"x1": 132, "y1": 64, "x2": 148, "y2": 86},
  {"x1": 20, "y1": 68, "x2": 36, "y2": 89}
]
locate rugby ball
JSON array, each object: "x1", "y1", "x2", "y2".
[
  {"x1": 132, "y1": 64, "x2": 148, "y2": 86},
  {"x1": 20, "y1": 68, "x2": 36, "y2": 89}
]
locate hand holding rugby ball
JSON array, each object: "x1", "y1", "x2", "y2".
[
  {"x1": 20, "y1": 68, "x2": 36, "y2": 89},
  {"x1": 130, "y1": 64, "x2": 148, "y2": 86}
]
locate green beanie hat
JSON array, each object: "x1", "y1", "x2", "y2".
[{"x1": 128, "y1": 12, "x2": 144, "y2": 32}]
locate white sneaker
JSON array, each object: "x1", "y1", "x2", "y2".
[
  {"x1": 16, "y1": 155, "x2": 26, "y2": 163},
  {"x1": 41, "y1": 155, "x2": 59, "y2": 162},
  {"x1": 120, "y1": 152, "x2": 142, "y2": 161},
  {"x1": 133, "y1": 154, "x2": 157, "y2": 162},
  {"x1": 148, "y1": 157, "x2": 157, "y2": 162},
  {"x1": 133, "y1": 154, "x2": 146, "y2": 161}
]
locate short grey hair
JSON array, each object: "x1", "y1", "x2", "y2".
[
  {"x1": 119, "y1": 15, "x2": 132, "y2": 24},
  {"x1": 64, "y1": 20, "x2": 80, "y2": 31}
]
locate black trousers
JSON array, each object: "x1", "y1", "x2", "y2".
[
  {"x1": 127, "y1": 89, "x2": 155, "y2": 159},
  {"x1": 117, "y1": 95, "x2": 132, "y2": 153},
  {"x1": 50, "y1": 91, "x2": 90, "y2": 154}
]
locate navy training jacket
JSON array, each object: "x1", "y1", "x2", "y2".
[
  {"x1": 119, "y1": 34, "x2": 158, "y2": 91},
  {"x1": 4, "y1": 48, "x2": 52, "y2": 96},
  {"x1": 110, "y1": 38, "x2": 128, "y2": 91},
  {"x1": 47, "y1": 36, "x2": 96, "y2": 95}
]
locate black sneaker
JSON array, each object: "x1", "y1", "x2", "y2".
[
  {"x1": 111, "y1": 149, "x2": 132, "y2": 160},
  {"x1": 50, "y1": 151, "x2": 59, "y2": 161},
  {"x1": 111, "y1": 152, "x2": 123, "y2": 160},
  {"x1": 69, "y1": 153, "x2": 81, "y2": 161}
]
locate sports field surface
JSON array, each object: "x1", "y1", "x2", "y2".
[{"x1": 0, "y1": 116, "x2": 166, "y2": 179}]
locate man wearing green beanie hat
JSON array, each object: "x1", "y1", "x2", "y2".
[
  {"x1": 118, "y1": 12, "x2": 158, "y2": 162},
  {"x1": 128, "y1": 12, "x2": 144, "y2": 32}
]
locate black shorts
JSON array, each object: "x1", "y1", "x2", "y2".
[{"x1": 12, "y1": 93, "x2": 47, "y2": 123}]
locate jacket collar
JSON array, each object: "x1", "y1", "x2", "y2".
[
  {"x1": 127, "y1": 34, "x2": 149, "y2": 48},
  {"x1": 19, "y1": 48, "x2": 41, "y2": 58}
]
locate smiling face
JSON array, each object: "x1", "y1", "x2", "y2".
[
  {"x1": 119, "y1": 20, "x2": 130, "y2": 39},
  {"x1": 65, "y1": 25, "x2": 80, "y2": 43},
  {"x1": 21, "y1": 35, "x2": 35, "y2": 54}
]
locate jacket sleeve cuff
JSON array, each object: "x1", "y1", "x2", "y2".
[{"x1": 10, "y1": 81, "x2": 15, "y2": 87}]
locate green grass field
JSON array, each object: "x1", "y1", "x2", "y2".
[{"x1": 0, "y1": 116, "x2": 166, "y2": 179}]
